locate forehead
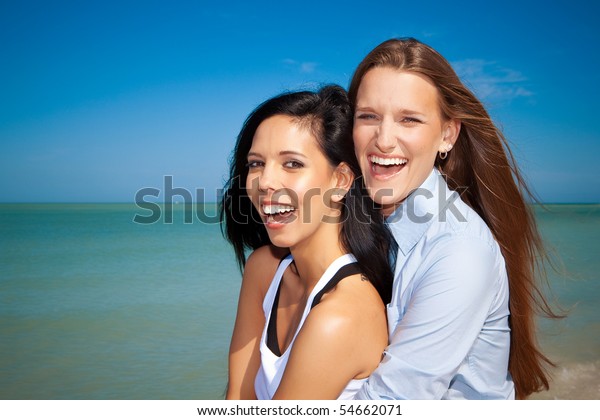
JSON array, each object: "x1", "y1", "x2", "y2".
[
  {"x1": 251, "y1": 115, "x2": 319, "y2": 151},
  {"x1": 356, "y1": 67, "x2": 440, "y2": 112}
]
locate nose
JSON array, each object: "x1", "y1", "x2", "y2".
[
  {"x1": 257, "y1": 163, "x2": 277, "y2": 192},
  {"x1": 374, "y1": 118, "x2": 396, "y2": 153}
]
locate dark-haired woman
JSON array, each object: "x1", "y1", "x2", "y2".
[
  {"x1": 221, "y1": 85, "x2": 393, "y2": 399},
  {"x1": 349, "y1": 38, "x2": 557, "y2": 399}
]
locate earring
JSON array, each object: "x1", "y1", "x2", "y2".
[
  {"x1": 329, "y1": 186, "x2": 348, "y2": 203},
  {"x1": 439, "y1": 145, "x2": 452, "y2": 160},
  {"x1": 331, "y1": 192, "x2": 345, "y2": 202}
]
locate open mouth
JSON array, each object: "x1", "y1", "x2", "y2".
[
  {"x1": 261, "y1": 204, "x2": 297, "y2": 225},
  {"x1": 369, "y1": 155, "x2": 408, "y2": 177}
]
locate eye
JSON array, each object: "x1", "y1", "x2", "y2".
[
  {"x1": 400, "y1": 117, "x2": 423, "y2": 125},
  {"x1": 356, "y1": 112, "x2": 378, "y2": 121},
  {"x1": 283, "y1": 160, "x2": 304, "y2": 169},
  {"x1": 246, "y1": 160, "x2": 264, "y2": 169}
]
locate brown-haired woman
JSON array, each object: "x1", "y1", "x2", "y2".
[{"x1": 349, "y1": 37, "x2": 557, "y2": 399}]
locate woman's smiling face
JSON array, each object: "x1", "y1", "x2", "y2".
[
  {"x1": 245, "y1": 114, "x2": 339, "y2": 249},
  {"x1": 353, "y1": 67, "x2": 456, "y2": 215}
]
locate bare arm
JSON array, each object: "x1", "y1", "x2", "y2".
[{"x1": 226, "y1": 246, "x2": 286, "y2": 399}]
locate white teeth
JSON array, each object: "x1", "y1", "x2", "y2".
[
  {"x1": 370, "y1": 156, "x2": 408, "y2": 166},
  {"x1": 262, "y1": 204, "x2": 296, "y2": 215}
]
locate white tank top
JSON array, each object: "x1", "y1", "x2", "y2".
[{"x1": 254, "y1": 253, "x2": 367, "y2": 400}]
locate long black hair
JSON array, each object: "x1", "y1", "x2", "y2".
[{"x1": 220, "y1": 85, "x2": 393, "y2": 303}]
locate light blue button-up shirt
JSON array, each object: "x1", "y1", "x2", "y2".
[{"x1": 355, "y1": 169, "x2": 515, "y2": 399}]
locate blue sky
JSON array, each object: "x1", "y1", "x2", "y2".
[{"x1": 1, "y1": 0, "x2": 598, "y2": 203}]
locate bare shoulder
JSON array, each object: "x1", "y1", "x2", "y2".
[
  {"x1": 315, "y1": 274, "x2": 386, "y2": 330},
  {"x1": 297, "y1": 274, "x2": 387, "y2": 377},
  {"x1": 245, "y1": 245, "x2": 288, "y2": 273},
  {"x1": 243, "y1": 245, "x2": 289, "y2": 292}
]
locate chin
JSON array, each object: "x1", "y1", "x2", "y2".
[{"x1": 267, "y1": 235, "x2": 295, "y2": 249}]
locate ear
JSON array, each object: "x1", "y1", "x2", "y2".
[
  {"x1": 438, "y1": 119, "x2": 461, "y2": 154},
  {"x1": 330, "y1": 162, "x2": 355, "y2": 203}
]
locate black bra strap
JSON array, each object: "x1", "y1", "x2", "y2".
[
  {"x1": 266, "y1": 256, "x2": 291, "y2": 357},
  {"x1": 266, "y1": 282, "x2": 283, "y2": 356},
  {"x1": 311, "y1": 263, "x2": 361, "y2": 308}
]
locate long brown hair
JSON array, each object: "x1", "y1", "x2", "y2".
[{"x1": 349, "y1": 38, "x2": 559, "y2": 399}]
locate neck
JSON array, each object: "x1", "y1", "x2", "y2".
[
  {"x1": 289, "y1": 222, "x2": 346, "y2": 292},
  {"x1": 381, "y1": 202, "x2": 400, "y2": 217}
]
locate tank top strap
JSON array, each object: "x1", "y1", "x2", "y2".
[
  {"x1": 266, "y1": 255, "x2": 362, "y2": 356},
  {"x1": 310, "y1": 262, "x2": 361, "y2": 308}
]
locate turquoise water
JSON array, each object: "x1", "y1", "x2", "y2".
[
  {"x1": 0, "y1": 203, "x2": 598, "y2": 399},
  {"x1": 0, "y1": 203, "x2": 239, "y2": 399},
  {"x1": 533, "y1": 205, "x2": 600, "y2": 399}
]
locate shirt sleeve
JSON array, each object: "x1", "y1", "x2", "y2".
[{"x1": 354, "y1": 236, "x2": 501, "y2": 399}]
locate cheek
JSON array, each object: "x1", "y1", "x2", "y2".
[
  {"x1": 296, "y1": 173, "x2": 332, "y2": 209},
  {"x1": 294, "y1": 176, "x2": 321, "y2": 202},
  {"x1": 353, "y1": 128, "x2": 372, "y2": 163},
  {"x1": 405, "y1": 132, "x2": 440, "y2": 156}
]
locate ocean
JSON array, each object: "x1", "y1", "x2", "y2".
[{"x1": 0, "y1": 203, "x2": 598, "y2": 400}]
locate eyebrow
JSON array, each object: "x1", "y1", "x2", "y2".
[
  {"x1": 400, "y1": 109, "x2": 426, "y2": 117},
  {"x1": 355, "y1": 106, "x2": 426, "y2": 117},
  {"x1": 279, "y1": 150, "x2": 307, "y2": 158},
  {"x1": 246, "y1": 150, "x2": 308, "y2": 159}
]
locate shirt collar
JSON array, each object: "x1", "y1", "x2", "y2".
[{"x1": 386, "y1": 169, "x2": 444, "y2": 256}]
